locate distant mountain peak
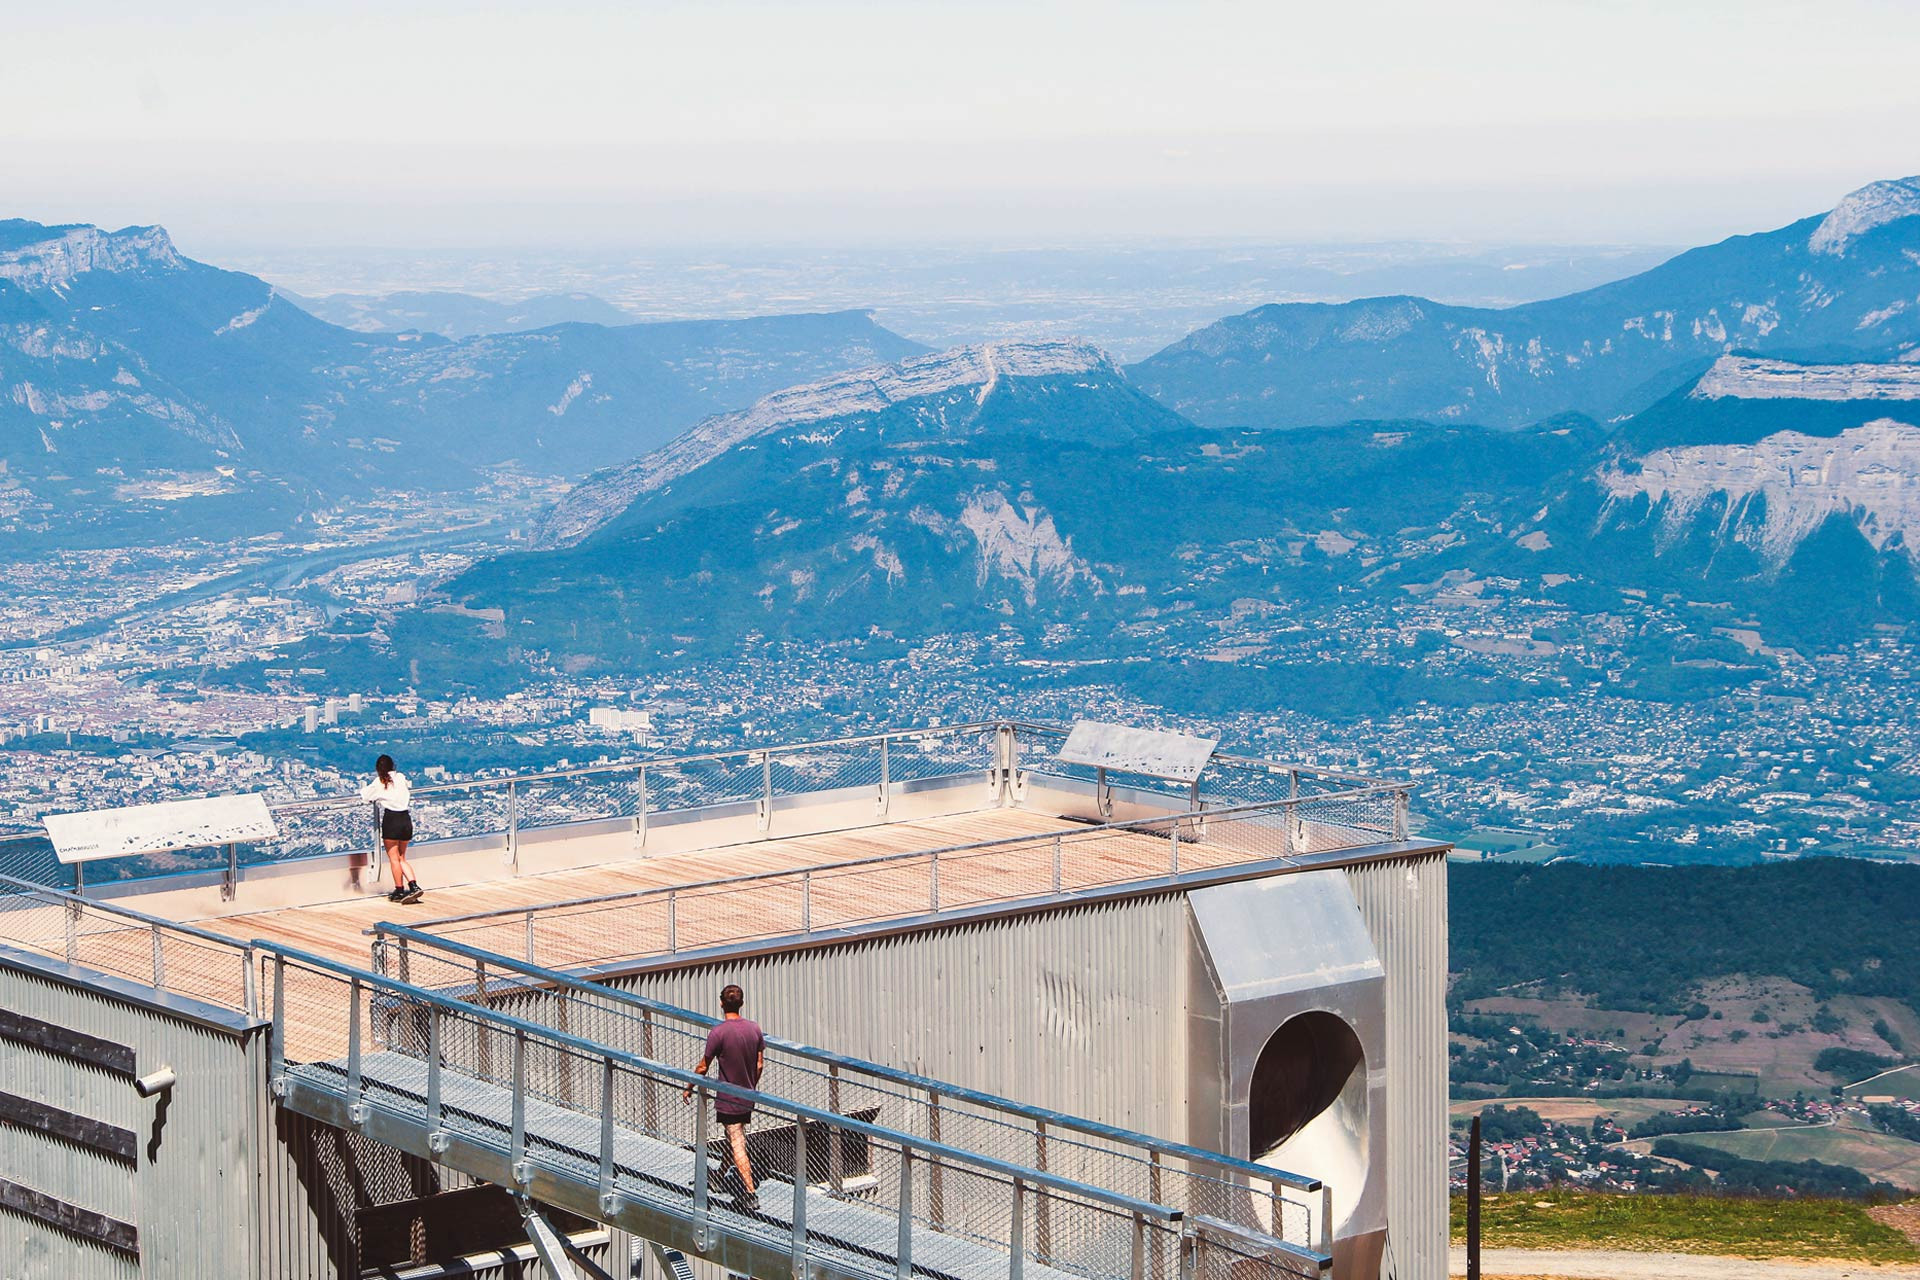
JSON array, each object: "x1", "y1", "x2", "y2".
[
  {"x1": 533, "y1": 339, "x2": 1141, "y2": 548},
  {"x1": 1809, "y1": 176, "x2": 1920, "y2": 257},
  {"x1": 0, "y1": 220, "x2": 183, "y2": 291}
]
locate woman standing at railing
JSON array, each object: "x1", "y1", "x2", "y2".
[{"x1": 360, "y1": 755, "x2": 424, "y2": 904}]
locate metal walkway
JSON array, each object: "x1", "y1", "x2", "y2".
[{"x1": 266, "y1": 944, "x2": 1329, "y2": 1280}]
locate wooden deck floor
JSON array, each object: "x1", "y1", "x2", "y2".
[{"x1": 195, "y1": 808, "x2": 1110, "y2": 968}]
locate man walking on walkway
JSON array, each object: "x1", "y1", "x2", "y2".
[{"x1": 685, "y1": 983, "x2": 766, "y2": 1212}]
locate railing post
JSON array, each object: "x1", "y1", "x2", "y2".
[
  {"x1": 1009, "y1": 1177, "x2": 1026, "y2": 1280},
  {"x1": 667, "y1": 890, "x2": 678, "y2": 953},
  {"x1": 828, "y1": 1063, "x2": 845, "y2": 1193},
  {"x1": 1169, "y1": 822, "x2": 1180, "y2": 875},
  {"x1": 427, "y1": 1006, "x2": 443, "y2": 1135},
  {"x1": 634, "y1": 765, "x2": 648, "y2": 849},
  {"x1": 927, "y1": 1092, "x2": 943, "y2": 1230},
  {"x1": 222, "y1": 841, "x2": 238, "y2": 902},
  {"x1": 1034, "y1": 1120, "x2": 1051, "y2": 1262},
  {"x1": 692, "y1": 1086, "x2": 712, "y2": 1245},
  {"x1": 1180, "y1": 1224, "x2": 1199, "y2": 1280},
  {"x1": 790, "y1": 1118, "x2": 809, "y2": 1277},
  {"x1": 598, "y1": 1056, "x2": 617, "y2": 1210},
  {"x1": 505, "y1": 780, "x2": 519, "y2": 868},
  {"x1": 269, "y1": 953, "x2": 287, "y2": 1082},
  {"x1": 801, "y1": 870, "x2": 812, "y2": 933},
  {"x1": 759, "y1": 751, "x2": 773, "y2": 832},
  {"x1": 877, "y1": 735, "x2": 891, "y2": 816},
  {"x1": 1051, "y1": 834, "x2": 1063, "y2": 894},
  {"x1": 150, "y1": 923, "x2": 165, "y2": 991},
  {"x1": 396, "y1": 936, "x2": 411, "y2": 987},
  {"x1": 63, "y1": 898, "x2": 77, "y2": 964},
  {"x1": 476, "y1": 962, "x2": 493, "y2": 1079},
  {"x1": 510, "y1": 1029, "x2": 528, "y2": 1181},
  {"x1": 243, "y1": 945, "x2": 258, "y2": 1018},
  {"x1": 1321, "y1": 1181, "x2": 1334, "y2": 1257},
  {"x1": 347, "y1": 976, "x2": 364, "y2": 1101},
  {"x1": 641, "y1": 1009, "x2": 660, "y2": 1135},
  {"x1": 1131, "y1": 1211, "x2": 1147, "y2": 1280},
  {"x1": 929, "y1": 850, "x2": 940, "y2": 912},
  {"x1": 894, "y1": 1146, "x2": 914, "y2": 1280},
  {"x1": 1149, "y1": 1152, "x2": 1165, "y2": 1277},
  {"x1": 1393, "y1": 788, "x2": 1410, "y2": 840},
  {"x1": 524, "y1": 910, "x2": 536, "y2": 964}
]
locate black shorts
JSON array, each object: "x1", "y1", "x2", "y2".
[
  {"x1": 717, "y1": 1111, "x2": 753, "y2": 1128},
  {"x1": 381, "y1": 809, "x2": 414, "y2": 842}
]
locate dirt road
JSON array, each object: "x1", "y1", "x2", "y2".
[{"x1": 1449, "y1": 1248, "x2": 1920, "y2": 1279}]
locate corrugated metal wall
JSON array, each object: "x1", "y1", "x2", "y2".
[
  {"x1": 604, "y1": 892, "x2": 1195, "y2": 1143},
  {"x1": 0, "y1": 961, "x2": 262, "y2": 1280},
  {"x1": 1343, "y1": 852, "x2": 1449, "y2": 1280}
]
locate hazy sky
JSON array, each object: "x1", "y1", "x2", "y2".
[{"x1": 6, "y1": 0, "x2": 1918, "y2": 253}]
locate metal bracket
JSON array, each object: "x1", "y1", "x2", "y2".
[
  {"x1": 347, "y1": 1102, "x2": 369, "y2": 1128},
  {"x1": 427, "y1": 1130, "x2": 450, "y2": 1155},
  {"x1": 513, "y1": 1158, "x2": 533, "y2": 1186},
  {"x1": 220, "y1": 842, "x2": 238, "y2": 902},
  {"x1": 269, "y1": 1075, "x2": 287, "y2": 1100}
]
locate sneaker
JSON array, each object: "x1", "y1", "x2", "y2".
[
  {"x1": 387, "y1": 887, "x2": 408, "y2": 903},
  {"x1": 401, "y1": 886, "x2": 424, "y2": 904},
  {"x1": 739, "y1": 1189, "x2": 759, "y2": 1214}
]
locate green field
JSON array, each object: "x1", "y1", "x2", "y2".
[
  {"x1": 1450, "y1": 1189, "x2": 1919, "y2": 1261},
  {"x1": 1673, "y1": 1115, "x2": 1920, "y2": 1191},
  {"x1": 1849, "y1": 1064, "x2": 1920, "y2": 1101}
]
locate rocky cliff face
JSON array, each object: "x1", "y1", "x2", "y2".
[
  {"x1": 0, "y1": 222, "x2": 183, "y2": 290},
  {"x1": 1689, "y1": 354, "x2": 1920, "y2": 401},
  {"x1": 1600, "y1": 419, "x2": 1920, "y2": 565}
]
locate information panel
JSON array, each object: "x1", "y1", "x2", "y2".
[
  {"x1": 1055, "y1": 720, "x2": 1218, "y2": 782},
  {"x1": 43, "y1": 794, "x2": 278, "y2": 864}
]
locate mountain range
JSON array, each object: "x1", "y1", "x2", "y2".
[
  {"x1": 423, "y1": 330, "x2": 1920, "y2": 677},
  {"x1": 1129, "y1": 176, "x2": 1920, "y2": 431},
  {"x1": 0, "y1": 219, "x2": 921, "y2": 539},
  {"x1": 282, "y1": 289, "x2": 637, "y2": 338}
]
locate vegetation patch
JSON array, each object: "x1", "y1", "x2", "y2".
[{"x1": 1449, "y1": 1189, "x2": 1920, "y2": 1261}]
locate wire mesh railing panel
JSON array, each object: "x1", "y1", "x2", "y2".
[
  {"x1": 370, "y1": 930, "x2": 1328, "y2": 1265},
  {"x1": 271, "y1": 946, "x2": 1213, "y2": 1280},
  {"x1": 0, "y1": 835, "x2": 69, "y2": 890},
  {"x1": 0, "y1": 876, "x2": 259, "y2": 1014},
  {"x1": 641, "y1": 755, "x2": 768, "y2": 816}
]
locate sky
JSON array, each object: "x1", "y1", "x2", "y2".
[{"x1": 5, "y1": 0, "x2": 1919, "y2": 253}]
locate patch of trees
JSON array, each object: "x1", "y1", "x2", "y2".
[
  {"x1": 1628, "y1": 1109, "x2": 1744, "y2": 1140},
  {"x1": 1815, "y1": 1048, "x2": 1901, "y2": 1082},
  {"x1": 1450, "y1": 860, "x2": 1920, "y2": 1017},
  {"x1": 1869, "y1": 1105, "x2": 1920, "y2": 1143}
]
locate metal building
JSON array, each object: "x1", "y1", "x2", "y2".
[{"x1": 0, "y1": 719, "x2": 1449, "y2": 1280}]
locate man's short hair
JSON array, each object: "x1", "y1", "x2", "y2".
[{"x1": 720, "y1": 983, "x2": 745, "y2": 1014}]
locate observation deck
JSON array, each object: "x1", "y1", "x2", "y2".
[{"x1": 0, "y1": 721, "x2": 1444, "y2": 1279}]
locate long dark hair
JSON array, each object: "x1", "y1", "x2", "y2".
[{"x1": 375, "y1": 754, "x2": 395, "y2": 785}]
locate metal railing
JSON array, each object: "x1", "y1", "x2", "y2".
[
  {"x1": 2, "y1": 720, "x2": 1403, "y2": 897},
  {"x1": 371, "y1": 924, "x2": 1333, "y2": 1263},
  {"x1": 0, "y1": 873, "x2": 261, "y2": 1015},
  {"x1": 267, "y1": 943, "x2": 1328, "y2": 1280},
  {"x1": 405, "y1": 786, "x2": 1404, "y2": 971}
]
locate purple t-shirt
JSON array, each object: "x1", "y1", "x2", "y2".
[{"x1": 704, "y1": 1018, "x2": 765, "y2": 1110}]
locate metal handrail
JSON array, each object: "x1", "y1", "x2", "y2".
[
  {"x1": 375, "y1": 922, "x2": 1325, "y2": 1198},
  {"x1": 264, "y1": 940, "x2": 1182, "y2": 1223},
  {"x1": 404, "y1": 785, "x2": 1397, "y2": 931}
]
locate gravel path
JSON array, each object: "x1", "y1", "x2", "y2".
[{"x1": 1449, "y1": 1248, "x2": 1920, "y2": 1279}]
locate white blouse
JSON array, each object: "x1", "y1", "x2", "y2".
[{"x1": 359, "y1": 772, "x2": 412, "y2": 812}]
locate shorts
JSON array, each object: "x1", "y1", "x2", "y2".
[
  {"x1": 717, "y1": 1110, "x2": 753, "y2": 1127},
  {"x1": 381, "y1": 809, "x2": 414, "y2": 842}
]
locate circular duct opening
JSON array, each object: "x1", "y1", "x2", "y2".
[{"x1": 1249, "y1": 1011, "x2": 1371, "y2": 1233}]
